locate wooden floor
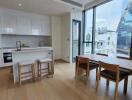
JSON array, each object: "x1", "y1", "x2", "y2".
[{"x1": 0, "y1": 61, "x2": 132, "y2": 100}]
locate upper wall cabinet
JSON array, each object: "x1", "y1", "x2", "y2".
[
  {"x1": 1, "y1": 12, "x2": 17, "y2": 34},
  {"x1": 41, "y1": 16, "x2": 51, "y2": 36},
  {"x1": 0, "y1": 8, "x2": 51, "y2": 36},
  {"x1": 17, "y1": 15, "x2": 31, "y2": 35},
  {"x1": 31, "y1": 16, "x2": 42, "y2": 35}
]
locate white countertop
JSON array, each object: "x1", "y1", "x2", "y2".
[
  {"x1": 2, "y1": 47, "x2": 53, "y2": 53},
  {"x1": 12, "y1": 47, "x2": 53, "y2": 53}
]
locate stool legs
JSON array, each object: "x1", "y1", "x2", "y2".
[
  {"x1": 38, "y1": 62, "x2": 51, "y2": 79},
  {"x1": 18, "y1": 65, "x2": 21, "y2": 85},
  {"x1": 18, "y1": 64, "x2": 35, "y2": 85},
  {"x1": 39, "y1": 64, "x2": 42, "y2": 79},
  {"x1": 31, "y1": 64, "x2": 35, "y2": 81}
]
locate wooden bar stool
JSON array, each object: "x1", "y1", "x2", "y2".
[
  {"x1": 38, "y1": 58, "x2": 52, "y2": 79},
  {"x1": 18, "y1": 60, "x2": 35, "y2": 85}
]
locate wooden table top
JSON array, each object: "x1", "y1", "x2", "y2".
[{"x1": 80, "y1": 54, "x2": 132, "y2": 71}]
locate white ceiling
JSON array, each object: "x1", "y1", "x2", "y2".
[{"x1": 0, "y1": 0, "x2": 95, "y2": 15}]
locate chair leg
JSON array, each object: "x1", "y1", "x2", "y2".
[
  {"x1": 123, "y1": 76, "x2": 128, "y2": 95},
  {"x1": 96, "y1": 67, "x2": 98, "y2": 80},
  {"x1": 86, "y1": 70, "x2": 90, "y2": 77},
  {"x1": 106, "y1": 80, "x2": 109, "y2": 87},
  {"x1": 76, "y1": 66, "x2": 80, "y2": 76},
  {"x1": 96, "y1": 73, "x2": 99, "y2": 91},
  {"x1": 114, "y1": 82, "x2": 118, "y2": 100},
  {"x1": 75, "y1": 63, "x2": 77, "y2": 78}
]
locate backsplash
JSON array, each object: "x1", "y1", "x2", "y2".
[{"x1": 0, "y1": 34, "x2": 51, "y2": 48}]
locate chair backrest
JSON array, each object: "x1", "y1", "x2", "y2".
[
  {"x1": 99, "y1": 61, "x2": 119, "y2": 73},
  {"x1": 96, "y1": 53, "x2": 108, "y2": 56},
  {"x1": 76, "y1": 56, "x2": 89, "y2": 64}
]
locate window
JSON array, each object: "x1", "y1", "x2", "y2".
[
  {"x1": 83, "y1": 9, "x2": 93, "y2": 54},
  {"x1": 83, "y1": 0, "x2": 132, "y2": 58}
]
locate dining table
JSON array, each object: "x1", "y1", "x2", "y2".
[
  {"x1": 75, "y1": 54, "x2": 132, "y2": 99},
  {"x1": 77, "y1": 54, "x2": 132, "y2": 72}
]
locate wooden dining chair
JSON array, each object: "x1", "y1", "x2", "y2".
[
  {"x1": 96, "y1": 61, "x2": 131, "y2": 100},
  {"x1": 117, "y1": 56, "x2": 132, "y2": 87},
  {"x1": 76, "y1": 56, "x2": 98, "y2": 79}
]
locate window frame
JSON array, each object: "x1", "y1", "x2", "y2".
[{"x1": 83, "y1": 0, "x2": 132, "y2": 58}]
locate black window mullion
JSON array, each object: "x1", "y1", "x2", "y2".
[
  {"x1": 82, "y1": 10, "x2": 85, "y2": 54},
  {"x1": 82, "y1": 10, "x2": 85, "y2": 43},
  {"x1": 130, "y1": 33, "x2": 132, "y2": 58},
  {"x1": 91, "y1": 7, "x2": 96, "y2": 54}
]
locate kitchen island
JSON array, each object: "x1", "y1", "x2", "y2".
[{"x1": 12, "y1": 47, "x2": 54, "y2": 84}]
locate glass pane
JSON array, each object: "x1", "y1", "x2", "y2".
[
  {"x1": 72, "y1": 21, "x2": 80, "y2": 62},
  {"x1": 85, "y1": 9, "x2": 93, "y2": 42},
  {"x1": 117, "y1": 0, "x2": 132, "y2": 57},
  {"x1": 95, "y1": 0, "x2": 130, "y2": 57},
  {"x1": 83, "y1": 43, "x2": 92, "y2": 54}
]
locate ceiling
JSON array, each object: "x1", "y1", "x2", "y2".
[
  {"x1": 72, "y1": 0, "x2": 94, "y2": 5},
  {"x1": 0, "y1": 0, "x2": 95, "y2": 15}
]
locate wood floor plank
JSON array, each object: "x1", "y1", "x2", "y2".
[{"x1": 0, "y1": 61, "x2": 132, "y2": 100}]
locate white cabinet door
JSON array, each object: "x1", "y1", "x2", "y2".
[
  {"x1": 41, "y1": 16, "x2": 51, "y2": 36},
  {"x1": 17, "y1": 15, "x2": 31, "y2": 35},
  {"x1": 31, "y1": 17, "x2": 42, "y2": 35},
  {"x1": 2, "y1": 13, "x2": 17, "y2": 34}
]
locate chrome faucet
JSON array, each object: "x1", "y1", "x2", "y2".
[{"x1": 16, "y1": 41, "x2": 21, "y2": 51}]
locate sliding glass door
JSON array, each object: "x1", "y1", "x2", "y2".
[{"x1": 83, "y1": 0, "x2": 132, "y2": 58}]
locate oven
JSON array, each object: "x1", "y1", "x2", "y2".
[{"x1": 3, "y1": 52, "x2": 12, "y2": 63}]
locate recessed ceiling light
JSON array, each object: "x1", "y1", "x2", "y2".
[{"x1": 18, "y1": 3, "x2": 22, "y2": 7}]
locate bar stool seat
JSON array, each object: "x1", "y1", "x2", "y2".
[
  {"x1": 18, "y1": 60, "x2": 35, "y2": 85},
  {"x1": 39, "y1": 58, "x2": 52, "y2": 63},
  {"x1": 37, "y1": 58, "x2": 52, "y2": 79},
  {"x1": 19, "y1": 60, "x2": 35, "y2": 66}
]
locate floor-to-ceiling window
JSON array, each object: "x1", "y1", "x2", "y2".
[
  {"x1": 83, "y1": 9, "x2": 93, "y2": 54},
  {"x1": 83, "y1": 0, "x2": 132, "y2": 58}
]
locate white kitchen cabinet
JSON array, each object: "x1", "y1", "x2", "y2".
[
  {"x1": 31, "y1": 16, "x2": 51, "y2": 36},
  {"x1": 17, "y1": 15, "x2": 31, "y2": 35},
  {"x1": 2, "y1": 12, "x2": 17, "y2": 34},
  {"x1": 0, "y1": 8, "x2": 51, "y2": 36},
  {"x1": 31, "y1": 17, "x2": 42, "y2": 35},
  {"x1": 41, "y1": 16, "x2": 51, "y2": 36}
]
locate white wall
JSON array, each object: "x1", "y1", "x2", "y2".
[
  {"x1": 60, "y1": 11, "x2": 82, "y2": 63},
  {"x1": 51, "y1": 16, "x2": 62, "y2": 60},
  {"x1": 61, "y1": 13, "x2": 71, "y2": 62}
]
